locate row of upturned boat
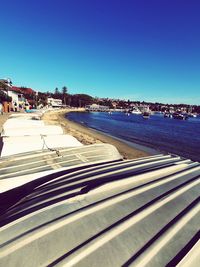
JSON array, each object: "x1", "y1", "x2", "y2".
[{"x1": 0, "y1": 109, "x2": 199, "y2": 267}]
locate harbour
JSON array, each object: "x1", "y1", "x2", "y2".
[
  {"x1": 67, "y1": 111, "x2": 200, "y2": 162},
  {"x1": 1, "y1": 0, "x2": 200, "y2": 264}
]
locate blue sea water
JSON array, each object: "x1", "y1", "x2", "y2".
[{"x1": 66, "y1": 112, "x2": 200, "y2": 161}]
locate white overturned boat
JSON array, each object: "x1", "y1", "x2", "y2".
[
  {"x1": 1, "y1": 125, "x2": 64, "y2": 137},
  {"x1": 0, "y1": 153, "x2": 199, "y2": 266},
  {"x1": 1, "y1": 134, "x2": 83, "y2": 156},
  {"x1": 3, "y1": 118, "x2": 44, "y2": 130},
  {"x1": 0, "y1": 143, "x2": 122, "y2": 193},
  {"x1": 9, "y1": 113, "x2": 43, "y2": 120}
]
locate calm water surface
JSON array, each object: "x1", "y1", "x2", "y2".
[{"x1": 67, "y1": 112, "x2": 200, "y2": 161}]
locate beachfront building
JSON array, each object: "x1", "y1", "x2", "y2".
[
  {"x1": 47, "y1": 97, "x2": 62, "y2": 108},
  {"x1": 0, "y1": 78, "x2": 13, "y2": 112},
  {"x1": 85, "y1": 104, "x2": 110, "y2": 112},
  {"x1": 11, "y1": 90, "x2": 30, "y2": 110},
  {"x1": 0, "y1": 78, "x2": 30, "y2": 111},
  {"x1": 7, "y1": 90, "x2": 21, "y2": 111},
  {"x1": 1, "y1": 89, "x2": 29, "y2": 111}
]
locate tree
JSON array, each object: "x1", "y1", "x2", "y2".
[
  {"x1": 62, "y1": 86, "x2": 68, "y2": 105},
  {"x1": 54, "y1": 87, "x2": 63, "y2": 100},
  {"x1": 71, "y1": 94, "x2": 94, "y2": 107},
  {"x1": 54, "y1": 87, "x2": 59, "y2": 95},
  {"x1": 62, "y1": 86, "x2": 68, "y2": 95},
  {"x1": 0, "y1": 81, "x2": 9, "y2": 91},
  {"x1": 67, "y1": 95, "x2": 72, "y2": 106}
]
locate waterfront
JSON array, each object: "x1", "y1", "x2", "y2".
[{"x1": 67, "y1": 112, "x2": 200, "y2": 162}]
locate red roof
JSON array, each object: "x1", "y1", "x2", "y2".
[{"x1": 11, "y1": 86, "x2": 36, "y2": 95}]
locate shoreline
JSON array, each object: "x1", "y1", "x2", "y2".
[{"x1": 42, "y1": 109, "x2": 155, "y2": 159}]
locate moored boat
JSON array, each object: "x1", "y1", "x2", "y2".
[
  {"x1": 142, "y1": 111, "x2": 150, "y2": 119},
  {"x1": 164, "y1": 112, "x2": 173, "y2": 118},
  {"x1": 131, "y1": 108, "x2": 142, "y2": 114},
  {"x1": 173, "y1": 113, "x2": 188, "y2": 120},
  {"x1": 188, "y1": 113, "x2": 197, "y2": 118}
]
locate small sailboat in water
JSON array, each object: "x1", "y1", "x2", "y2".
[{"x1": 131, "y1": 106, "x2": 142, "y2": 114}]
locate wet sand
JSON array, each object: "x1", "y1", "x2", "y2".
[{"x1": 42, "y1": 109, "x2": 151, "y2": 159}]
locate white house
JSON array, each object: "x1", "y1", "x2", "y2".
[
  {"x1": 0, "y1": 78, "x2": 30, "y2": 111},
  {"x1": 0, "y1": 89, "x2": 29, "y2": 111},
  {"x1": 47, "y1": 97, "x2": 62, "y2": 108}
]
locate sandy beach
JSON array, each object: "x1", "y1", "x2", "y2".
[{"x1": 42, "y1": 109, "x2": 151, "y2": 159}]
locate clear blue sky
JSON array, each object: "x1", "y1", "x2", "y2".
[{"x1": 0, "y1": 0, "x2": 200, "y2": 104}]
